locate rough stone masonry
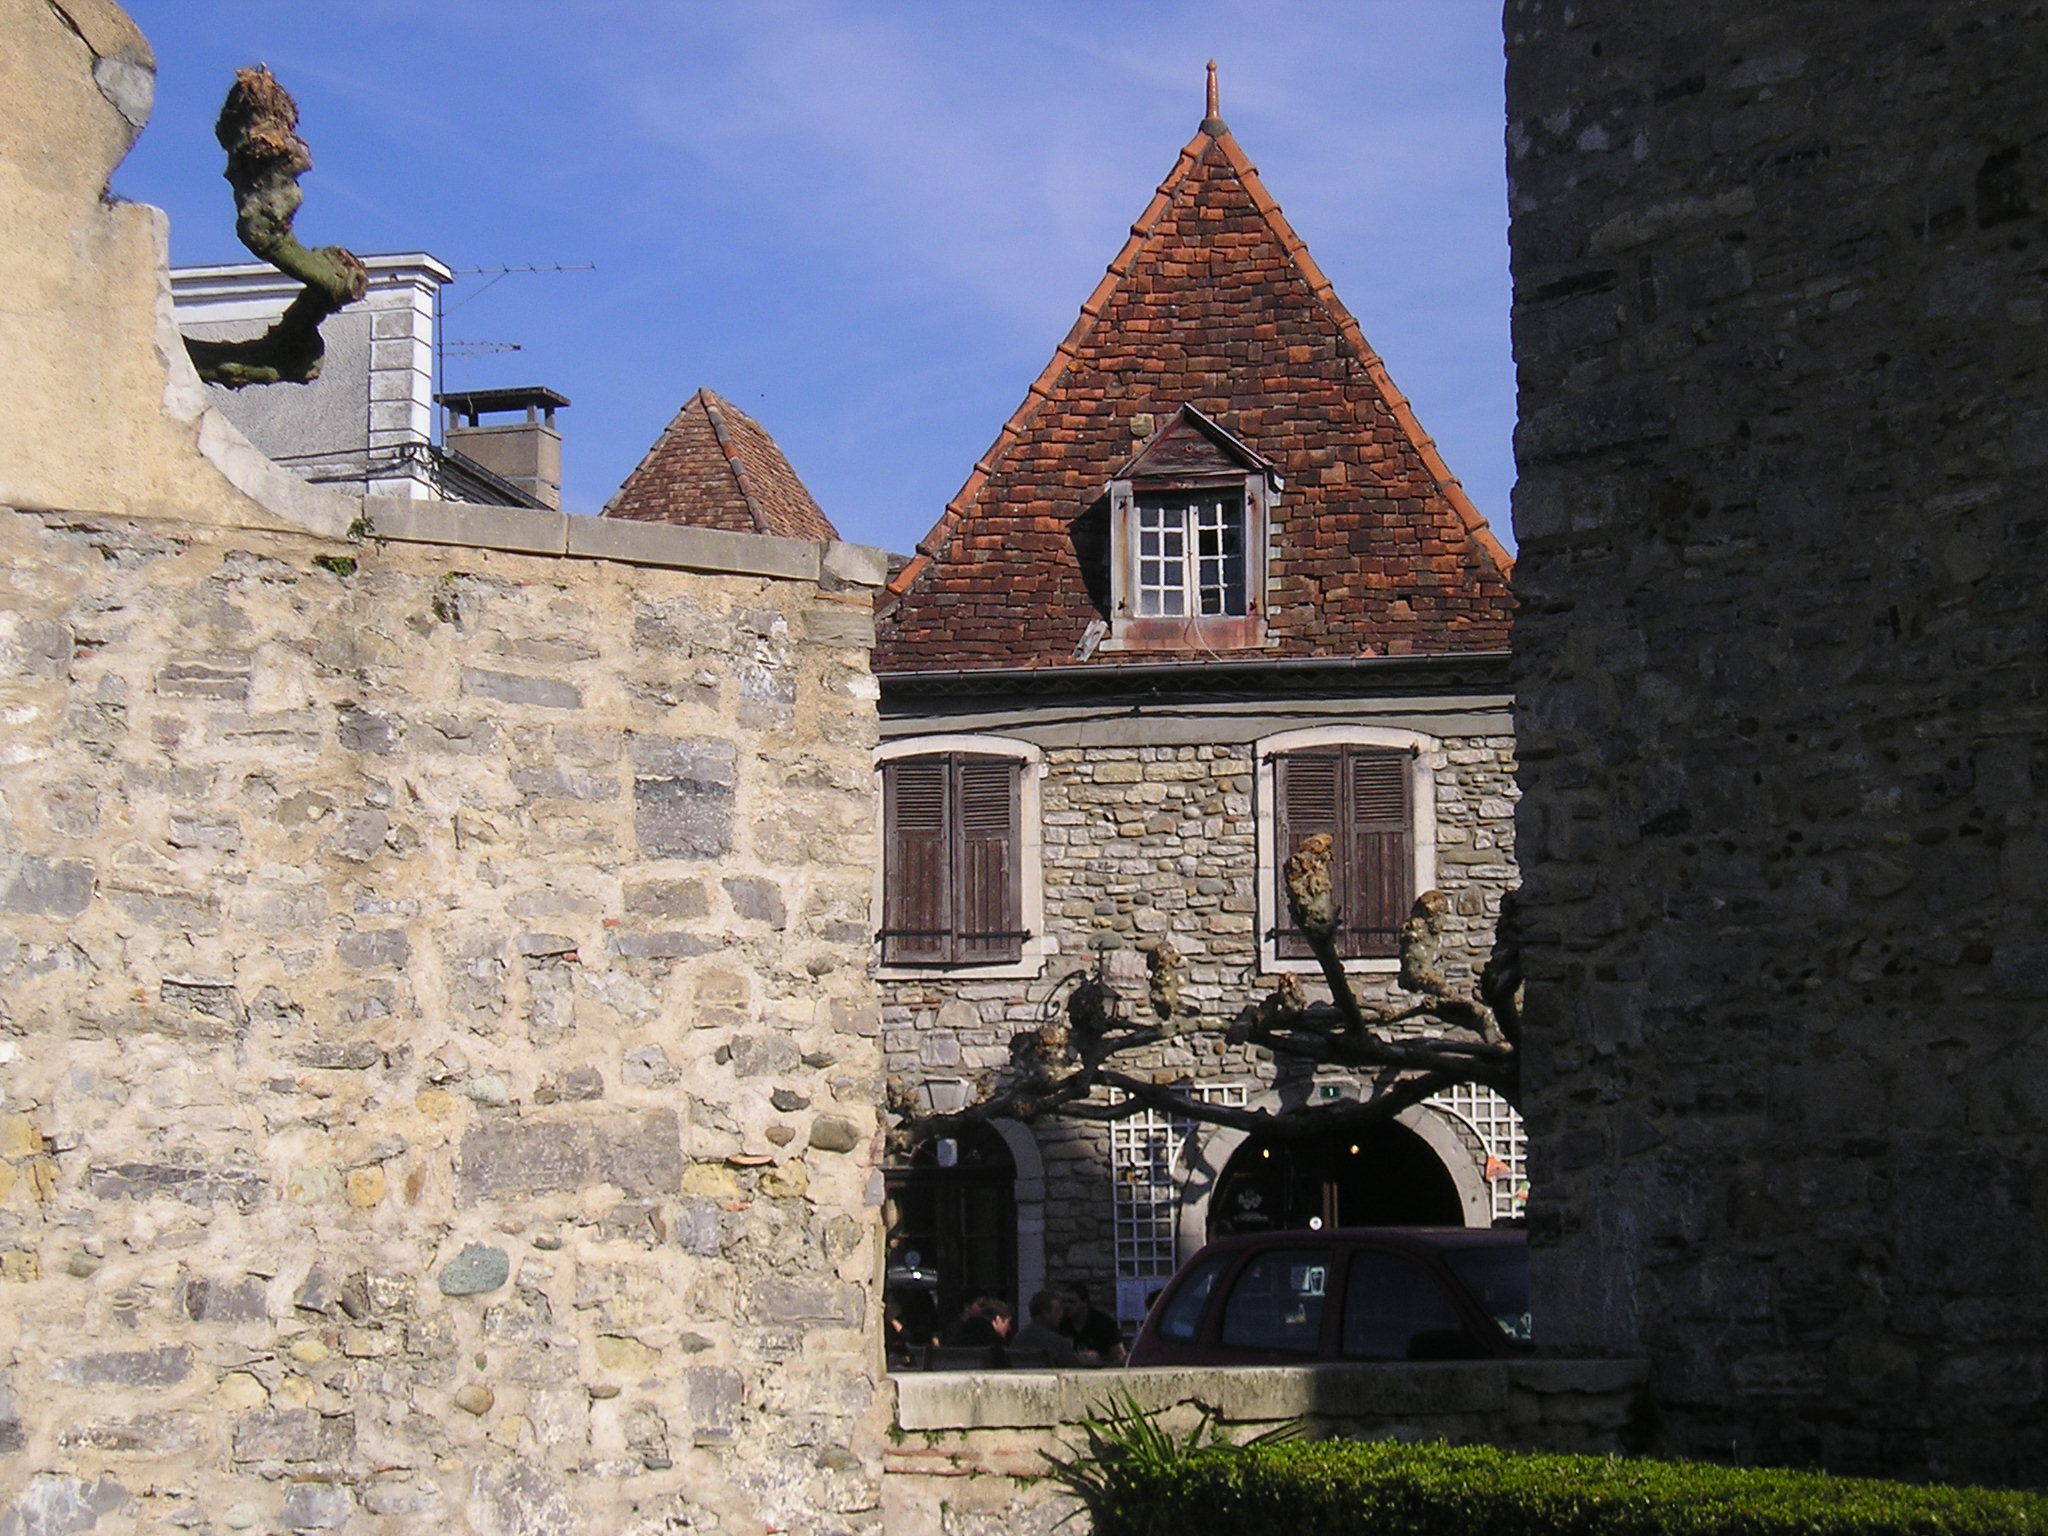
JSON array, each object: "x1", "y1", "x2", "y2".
[
  {"x1": 0, "y1": 5, "x2": 891, "y2": 1531},
  {"x1": 0, "y1": 507, "x2": 889, "y2": 1536},
  {"x1": 1506, "y1": 0, "x2": 2048, "y2": 1486}
]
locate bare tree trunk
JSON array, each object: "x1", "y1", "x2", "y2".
[
  {"x1": 890, "y1": 835, "x2": 1520, "y2": 1147},
  {"x1": 184, "y1": 67, "x2": 368, "y2": 388}
]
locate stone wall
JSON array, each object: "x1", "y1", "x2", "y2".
[
  {"x1": 1, "y1": 6, "x2": 897, "y2": 1528},
  {"x1": 1506, "y1": 0, "x2": 2048, "y2": 1484},
  {"x1": 880, "y1": 731, "x2": 1517, "y2": 1306},
  {"x1": 883, "y1": 1359, "x2": 1649, "y2": 1536},
  {"x1": 0, "y1": 498, "x2": 889, "y2": 1534}
]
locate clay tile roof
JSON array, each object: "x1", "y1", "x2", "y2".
[
  {"x1": 603, "y1": 388, "x2": 838, "y2": 541},
  {"x1": 875, "y1": 77, "x2": 1512, "y2": 675}
]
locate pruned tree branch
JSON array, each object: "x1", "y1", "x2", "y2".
[
  {"x1": 889, "y1": 840, "x2": 1523, "y2": 1150},
  {"x1": 184, "y1": 66, "x2": 368, "y2": 388}
]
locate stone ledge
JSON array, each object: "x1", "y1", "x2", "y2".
[
  {"x1": 365, "y1": 497, "x2": 566, "y2": 555},
  {"x1": 1509, "y1": 1358, "x2": 1650, "y2": 1395},
  {"x1": 362, "y1": 496, "x2": 888, "y2": 587},
  {"x1": 892, "y1": 1359, "x2": 1649, "y2": 1432}
]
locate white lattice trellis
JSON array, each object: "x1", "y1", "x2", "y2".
[
  {"x1": 1428, "y1": 1082, "x2": 1528, "y2": 1223},
  {"x1": 1110, "y1": 1085, "x2": 1250, "y2": 1300}
]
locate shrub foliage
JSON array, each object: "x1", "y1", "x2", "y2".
[{"x1": 1076, "y1": 1432, "x2": 2048, "y2": 1536}]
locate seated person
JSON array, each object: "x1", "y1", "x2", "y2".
[
  {"x1": 1007, "y1": 1289, "x2": 1083, "y2": 1367},
  {"x1": 1059, "y1": 1282, "x2": 1126, "y2": 1366},
  {"x1": 940, "y1": 1295, "x2": 1003, "y2": 1349}
]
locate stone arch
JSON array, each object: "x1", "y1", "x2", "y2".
[
  {"x1": 1176, "y1": 1095, "x2": 1490, "y2": 1255},
  {"x1": 988, "y1": 1118, "x2": 1047, "y2": 1303}
]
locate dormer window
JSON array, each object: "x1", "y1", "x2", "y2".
[
  {"x1": 1105, "y1": 406, "x2": 1277, "y2": 651},
  {"x1": 1135, "y1": 490, "x2": 1247, "y2": 617}
]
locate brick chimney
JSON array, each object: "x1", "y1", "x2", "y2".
[{"x1": 438, "y1": 386, "x2": 569, "y2": 509}]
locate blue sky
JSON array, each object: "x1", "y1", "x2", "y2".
[{"x1": 115, "y1": 2, "x2": 1513, "y2": 558}]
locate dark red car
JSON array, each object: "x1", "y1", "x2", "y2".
[{"x1": 1125, "y1": 1227, "x2": 1531, "y2": 1367}]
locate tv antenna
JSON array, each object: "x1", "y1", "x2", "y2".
[{"x1": 433, "y1": 261, "x2": 594, "y2": 429}]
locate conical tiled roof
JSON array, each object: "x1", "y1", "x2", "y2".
[
  {"x1": 875, "y1": 84, "x2": 1511, "y2": 673},
  {"x1": 604, "y1": 388, "x2": 837, "y2": 541}
]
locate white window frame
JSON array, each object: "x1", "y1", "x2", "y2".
[
  {"x1": 1105, "y1": 474, "x2": 1272, "y2": 651},
  {"x1": 1253, "y1": 724, "x2": 1438, "y2": 975},
  {"x1": 1132, "y1": 490, "x2": 1249, "y2": 617},
  {"x1": 872, "y1": 734, "x2": 1049, "y2": 981}
]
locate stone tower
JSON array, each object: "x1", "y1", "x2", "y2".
[{"x1": 1507, "y1": 0, "x2": 2048, "y2": 1484}]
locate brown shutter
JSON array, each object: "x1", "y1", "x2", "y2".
[
  {"x1": 1275, "y1": 752, "x2": 1340, "y2": 959},
  {"x1": 1347, "y1": 750, "x2": 1411, "y2": 958},
  {"x1": 953, "y1": 756, "x2": 1021, "y2": 964},
  {"x1": 883, "y1": 757, "x2": 952, "y2": 964}
]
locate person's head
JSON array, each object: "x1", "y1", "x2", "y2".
[
  {"x1": 986, "y1": 1297, "x2": 1015, "y2": 1336},
  {"x1": 1060, "y1": 1283, "x2": 1091, "y2": 1318},
  {"x1": 1028, "y1": 1288, "x2": 1063, "y2": 1326}
]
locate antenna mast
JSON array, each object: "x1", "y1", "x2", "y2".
[{"x1": 432, "y1": 262, "x2": 594, "y2": 436}]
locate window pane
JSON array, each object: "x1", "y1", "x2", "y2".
[
  {"x1": 1136, "y1": 501, "x2": 1183, "y2": 616},
  {"x1": 1219, "y1": 1248, "x2": 1331, "y2": 1353},
  {"x1": 1340, "y1": 1251, "x2": 1468, "y2": 1360},
  {"x1": 1133, "y1": 491, "x2": 1248, "y2": 621},
  {"x1": 1191, "y1": 496, "x2": 1245, "y2": 616},
  {"x1": 1441, "y1": 1244, "x2": 1534, "y2": 1343},
  {"x1": 1157, "y1": 1255, "x2": 1229, "y2": 1343}
]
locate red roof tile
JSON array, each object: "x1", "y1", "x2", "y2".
[
  {"x1": 876, "y1": 99, "x2": 1512, "y2": 674},
  {"x1": 604, "y1": 388, "x2": 838, "y2": 541}
]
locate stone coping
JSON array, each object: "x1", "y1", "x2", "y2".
[
  {"x1": 362, "y1": 495, "x2": 889, "y2": 589},
  {"x1": 893, "y1": 1359, "x2": 1650, "y2": 1431}
]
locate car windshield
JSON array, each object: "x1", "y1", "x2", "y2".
[
  {"x1": 1156, "y1": 1254, "x2": 1229, "y2": 1342},
  {"x1": 1441, "y1": 1243, "x2": 1533, "y2": 1343}
]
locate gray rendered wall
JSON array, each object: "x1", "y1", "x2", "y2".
[{"x1": 1506, "y1": 0, "x2": 2048, "y2": 1483}]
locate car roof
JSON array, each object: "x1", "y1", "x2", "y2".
[{"x1": 1185, "y1": 1226, "x2": 1526, "y2": 1258}]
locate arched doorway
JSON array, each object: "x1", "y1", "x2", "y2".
[
  {"x1": 883, "y1": 1125, "x2": 1017, "y2": 1346},
  {"x1": 1208, "y1": 1120, "x2": 1463, "y2": 1237}
]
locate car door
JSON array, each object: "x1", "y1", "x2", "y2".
[
  {"x1": 1338, "y1": 1245, "x2": 1492, "y2": 1361},
  {"x1": 1207, "y1": 1244, "x2": 1337, "y2": 1363}
]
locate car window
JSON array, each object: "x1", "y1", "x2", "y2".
[
  {"x1": 1441, "y1": 1243, "x2": 1534, "y2": 1343},
  {"x1": 1218, "y1": 1248, "x2": 1331, "y2": 1353},
  {"x1": 1340, "y1": 1250, "x2": 1470, "y2": 1360},
  {"x1": 1156, "y1": 1255, "x2": 1229, "y2": 1343}
]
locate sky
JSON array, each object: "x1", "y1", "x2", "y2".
[{"x1": 114, "y1": 1, "x2": 1514, "y2": 559}]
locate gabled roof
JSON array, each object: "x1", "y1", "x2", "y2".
[
  {"x1": 1114, "y1": 404, "x2": 1280, "y2": 487},
  {"x1": 604, "y1": 388, "x2": 837, "y2": 541},
  {"x1": 875, "y1": 74, "x2": 1513, "y2": 674}
]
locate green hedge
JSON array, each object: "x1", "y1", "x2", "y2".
[{"x1": 1085, "y1": 1439, "x2": 2048, "y2": 1536}]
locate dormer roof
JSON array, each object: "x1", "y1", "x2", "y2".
[
  {"x1": 1112, "y1": 404, "x2": 1281, "y2": 489},
  {"x1": 875, "y1": 74, "x2": 1512, "y2": 674},
  {"x1": 604, "y1": 388, "x2": 837, "y2": 541}
]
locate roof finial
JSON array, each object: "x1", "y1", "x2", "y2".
[{"x1": 1203, "y1": 61, "x2": 1224, "y2": 133}]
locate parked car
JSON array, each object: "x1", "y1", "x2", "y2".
[{"x1": 1125, "y1": 1227, "x2": 1531, "y2": 1367}]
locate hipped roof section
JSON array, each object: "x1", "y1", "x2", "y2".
[
  {"x1": 604, "y1": 387, "x2": 837, "y2": 541},
  {"x1": 875, "y1": 91, "x2": 1513, "y2": 674}
]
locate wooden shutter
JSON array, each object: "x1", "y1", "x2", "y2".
[
  {"x1": 953, "y1": 756, "x2": 1022, "y2": 964},
  {"x1": 883, "y1": 757, "x2": 952, "y2": 964},
  {"x1": 1275, "y1": 752, "x2": 1340, "y2": 959},
  {"x1": 1346, "y1": 750, "x2": 1411, "y2": 959},
  {"x1": 882, "y1": 753, "x2": 1023, "y2": 966},
  {"x1": 1274, "y1": 747, "x2": 1413, "y2": 960}
]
